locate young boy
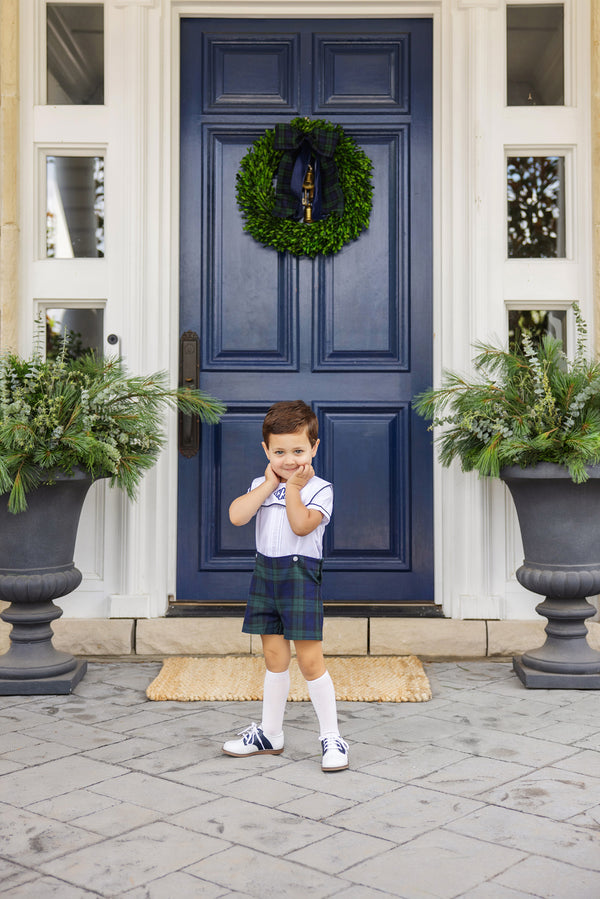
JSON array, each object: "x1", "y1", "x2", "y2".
[{"x1": 222, "y1": 400, "x2": 348, "y2": 772}]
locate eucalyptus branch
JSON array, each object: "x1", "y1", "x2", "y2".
[
  {"x1": 0, "y1": 350, "x2": 225, "y2": 512},
  {"x1": 416, "y1": 305, "x2": 600, "y2": 482}
]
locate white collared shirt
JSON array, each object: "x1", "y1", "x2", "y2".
[{"x1": 251, "y1": 475, "x2": 333, "y2": 559}]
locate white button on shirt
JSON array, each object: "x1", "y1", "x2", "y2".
[{"x1": 251, "y1": 475, "x2": 333, "y2": 560}]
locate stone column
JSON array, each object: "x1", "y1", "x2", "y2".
[{"x1": 0, "y1": 0, "x2": 19, "y2": 351}]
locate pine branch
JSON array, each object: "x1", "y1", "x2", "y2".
[
  {"x1": 0, "y1": 349, "x2": 225, "y2": 511},
  {"x1": 415, "y1": 305, "x2": 600, "y2": 482}
]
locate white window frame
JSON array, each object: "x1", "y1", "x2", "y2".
[
  {"x1": 499, "y1": 0, "x2": 593, "y2": 619},
  {"x1": 39, "y1": 0, "x2": 106, "y2": 106},
  {"x1": 37, "y1": 144, "x2": 107, "y2": 261}
]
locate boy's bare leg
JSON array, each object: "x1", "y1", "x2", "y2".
[
  {"x1": 261, "y1": 633, "x2": 292, "y2": 672},
  {"x1": 296, "y1": 639, "x2": 348, "y2": 769},
  {"x1": 294, "y1": 640, "x2": 326, "y2": 681}
]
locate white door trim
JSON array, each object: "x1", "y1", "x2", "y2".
[{"x1": 161, "y1": 0, "x2": 444, "y2": 616}]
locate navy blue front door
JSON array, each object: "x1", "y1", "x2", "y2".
[{"x1": 178, "y1": 18, "x2": 433, "y2": 604}]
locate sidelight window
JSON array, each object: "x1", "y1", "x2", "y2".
[
  {"x1": 508, "y1": 309, "x2": 567, "y2": 353},
  {"x1": 46, "y1": 3, "x2": 104, "y2": 105},
  {"x1": 45, "y1": 155, "x2": 105, "y2": 258},
  {"x1": 44, "y1": 306, "x2": 105, "y2": 360},
  {"x1": 507, "y1": 155, "x2": 566, "y2": 259},
  {"x1": 506, "y1": 4, "x2": 564, "y2": 106}
]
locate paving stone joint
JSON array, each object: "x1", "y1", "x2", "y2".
[{"x1": 2, "y1": 659, "x2": 600, "y2": 897}]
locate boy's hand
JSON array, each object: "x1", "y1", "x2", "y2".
[
  {"x1": 230, "y1": 464, "x2": 281, "y2": 527},
  {"x1": 286, "y1": 464, "x2": 314, "y2": 490},
  {"x1": 284, "y1": 465, "x2": 322, "y2": 536},
  {"x1": 264, "y1": 463, "x2": 282, "y2": 491}
]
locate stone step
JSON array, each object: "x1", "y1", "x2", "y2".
[{"x1": 1, "y1": 615, "x2": 598, "y2": 659}]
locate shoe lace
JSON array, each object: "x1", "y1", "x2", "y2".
[
  {"x1": 321, "y1": 735, "x2": 348, "y2": 753},
  {"x1": 238, "y1": 722, "x2": 261, "y2": 745}
]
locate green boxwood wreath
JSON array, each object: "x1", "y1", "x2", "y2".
[{"x1": 235, "y1": 118, "x2": 373, "y2": 258}]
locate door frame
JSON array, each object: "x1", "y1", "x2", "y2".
[
  {"x1": 176, "y1": 14, "x2": 435, "y2": 606},
  {"x1": 163, "y1": 0, "x2": 444, "y2": 617}
]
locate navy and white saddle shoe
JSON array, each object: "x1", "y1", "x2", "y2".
[
  {"x1": 320, "y1": 734, "x2": 349, "y2": 771},
  {"x1": 222, "y1": 722, "x2": 284, "y2": 757}
]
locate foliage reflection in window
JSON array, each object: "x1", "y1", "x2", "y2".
[
  {"x1": 46, "y1": 156, "x2": 105, "y2": 258},
  {"x1": 507, "y1": 156, "x2": 565, "y2": 258},
  {"x1": 46, "y1": 308, "x2": 104, "y2": 361},
  {"x1": 508, "y1": 309, "x2": 566, "y2": 355}
]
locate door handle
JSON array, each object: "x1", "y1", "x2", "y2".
[{"x1": 179, "y1": 330, "x2": 200, "y2": 458}]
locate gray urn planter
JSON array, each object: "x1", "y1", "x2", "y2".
[
  {"x1": 501, "y1": 463, "x2": 600, "y2": 689},
  {"x1": 0, "y1": 469, "x2": 95, "y2": 694}
]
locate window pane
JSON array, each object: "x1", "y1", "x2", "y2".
[
  {"x1": 508, "y1": 309, "x2": 566, "y2": 353},
  {"x1": 47, "y1": 4, "x2": 104, "y2": 105},
  {"x1": 46, "y1": 308, "x2": 104, "y2": 360},
  {"x1": 507, "y1": 156, "x2": 565, "y2": 258},
  {"x1": 46, "y1": 156, "x2": 105, "y2": 258},
  {"x1": 507, "y1": 4, "x2": 564, "y2": 106}
]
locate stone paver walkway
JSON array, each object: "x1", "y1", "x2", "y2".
[{"x1": 1, "y1": 659, "x2": 600, "y2": 898}]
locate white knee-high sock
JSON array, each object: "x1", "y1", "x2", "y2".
[
  {"x1": 307, "y1": 670, "x2": 339, "y2": 738},
  {"x1": 261, "y1": 669, "x2": 290, "y2": 737}
]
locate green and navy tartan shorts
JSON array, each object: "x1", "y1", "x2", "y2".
[{"x1": 242, "y1": 552, "x2": 324, "y2": 642}]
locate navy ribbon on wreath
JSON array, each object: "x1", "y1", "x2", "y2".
[{"x1": 272, "y1": 123, "x2": 344, "y2": 222}]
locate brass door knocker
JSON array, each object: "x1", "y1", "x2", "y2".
[{"x1": 302, "y1": 162, "x2": 315, "y2": 223}]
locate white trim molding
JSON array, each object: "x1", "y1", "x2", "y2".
[
  {"x1": 456, "y1": 1, "x2": 500, "y2": 8},
  {"x1": 111, "y1": 0, "x2": 159, "y2": 8}
]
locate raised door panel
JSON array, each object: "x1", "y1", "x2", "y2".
[
  {"x1": 202, "y1": 128, "x2": 298, "y2": 369},
  {"x1": 201, "y1": 404, "x2": 270, "y2": 568},
  {"x1": 203, "y1": 35, "x2": 299, "y2": 113},
  {"x1": 314, "y1": 35, "x2": 410, "y2": 112},
  {"x1": 314, "y1": 130, "x2": 408, "y2": 370},
  {"x1": 317, "y1": 405, "x2": 410, "y2": 569}
]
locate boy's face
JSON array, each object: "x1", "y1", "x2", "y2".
[{"x1": 262, "y1": 427, "x2": 319, "y2": 482}]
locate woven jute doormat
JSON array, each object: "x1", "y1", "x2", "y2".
[{"x1": 146, "y1": 655, "x2": 432, "y2": 703}]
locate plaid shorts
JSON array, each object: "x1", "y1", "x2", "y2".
[{"x1": 242, "y1": 552, "x2": 324, "y2": 642}]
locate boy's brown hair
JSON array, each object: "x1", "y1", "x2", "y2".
[{"x1": 263, "y1": 400, "x2": 319, "y2": 447}]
